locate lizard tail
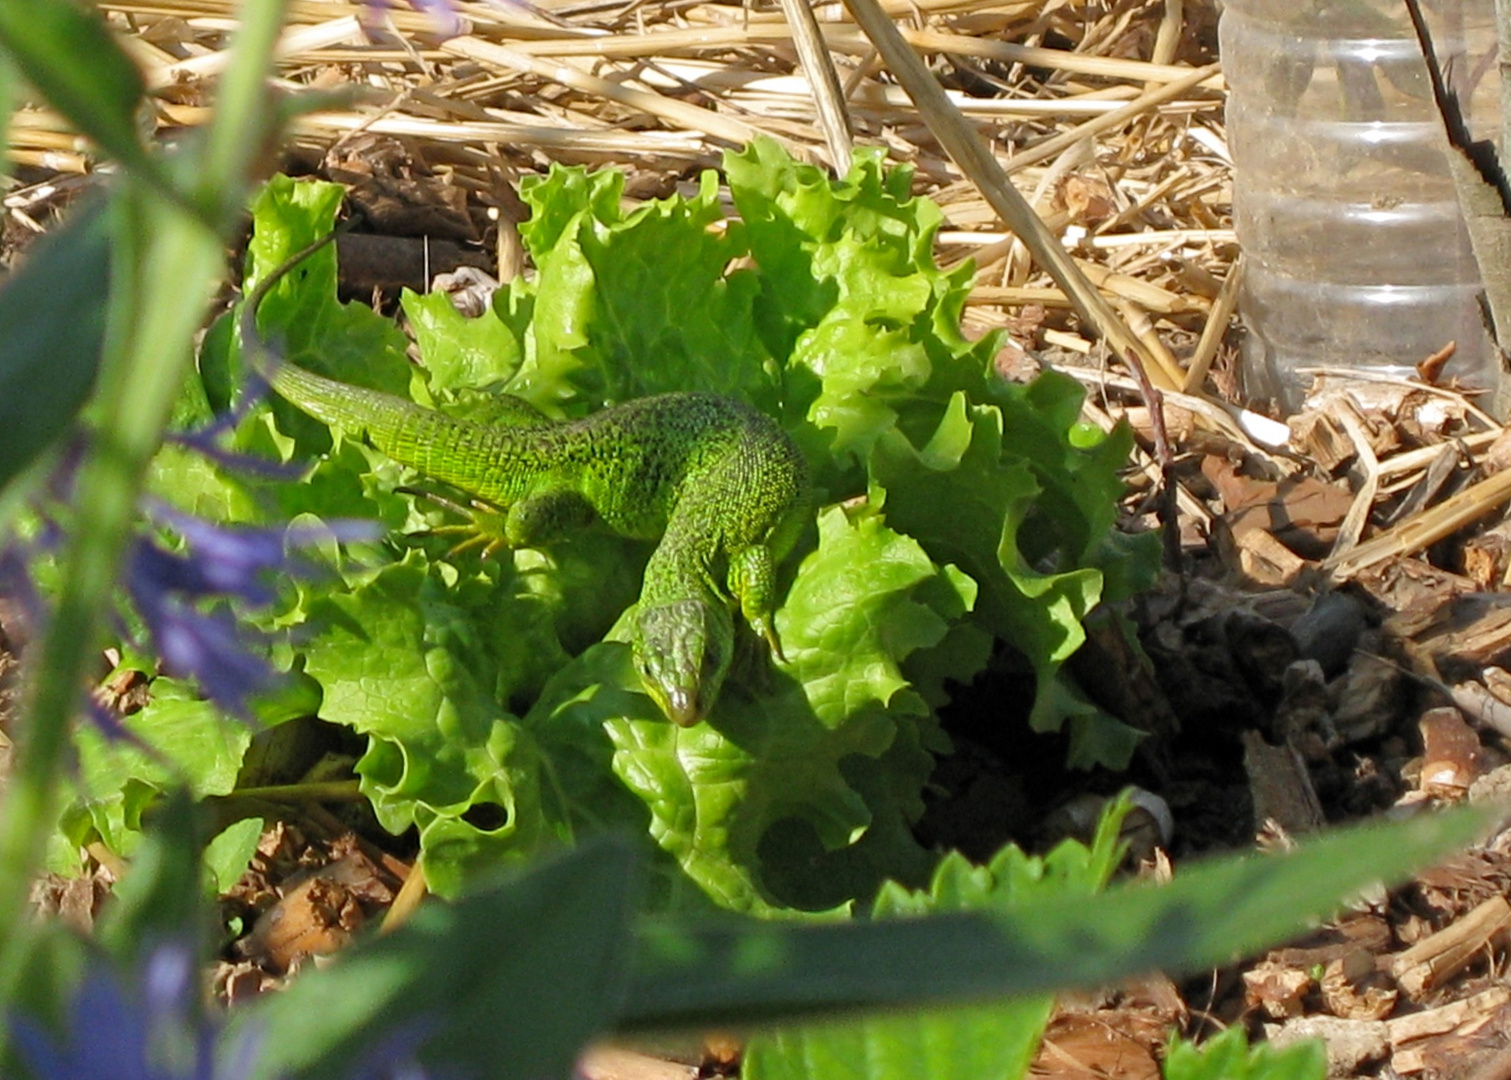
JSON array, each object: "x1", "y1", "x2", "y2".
[
  {"x1": 264, "y1": 359, "x2": 426, "y2": 446},
  {"x1": 235, "y1": 222, "x2": 443, "y2": 458},
  {"x1": 237, "y1": 222, "x2": 531, "y2": 505},
  {"x1": 236, "y1": 225, "x2": 351, "y2": 387}
]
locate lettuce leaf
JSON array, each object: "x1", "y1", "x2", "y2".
[{"x1": 743, "y1": 799, "x2": 1131, "y2": 1079}]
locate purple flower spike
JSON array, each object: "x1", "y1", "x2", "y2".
[
  {"x1": 127, "y1": 568, "x2": 276, "y2": 722},
  {"x1": 11, "y1": 957, "x2": 165, "y2": 1080},
  {"x1": 8, "y1": 939, "x2": 439, "y2": 1080},
  {"x1": 125, "y1": 509, "x2": 379, "y2": 721},
  {"x1": 0, "y1": 544, "x2": 45, "y2": 638},
  {"x1": 168, "y1": 430, "x2": 306, "y2": 482},
  {"x1": 143, "y1": 503, "x2": 379, "y2": 606},
  {"x1": 170, "y1": 376, "x2": 307, "y2": 481},
  {"x1": 408, "y1": 0, "x2": 464, "y2": 35}
]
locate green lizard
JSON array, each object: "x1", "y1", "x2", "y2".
[{"x1": 239, "y1": 233, "x2": 810, "y2": 726}]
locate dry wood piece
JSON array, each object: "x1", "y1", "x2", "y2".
[
  {"x1": 1416, "y1": 596, "x2": 1511, "y2": 673},
  {"x1": 28, "y1": 867, "x2": 113, "y2": 933},
  {"x1": 1266, "y1": 1016, "x2": 1389, "y2": 1077},
  {"x1": 1270, "y1": 913, "x2": 1394, "y2": 970},
  {"x1": 1468, "y1": 761, "x2": 1511, "y2": 802},
  {"x1": 1297, "y1": 389, "x2": 1404, "y2": 462},
  {"x1": 1486, "y1": 426, "x2": 1511, "y2": 474},
  {"x1": 1483, "y1": 665, "x2": 1511, "y2": 704},
  {"x1": 1242, "y1": 730, "x2": 1325, "y2": 837},
  {"x1": 1385, "y1": 441, "x2": 1463, "y2": 528},
  {"x1": 1386, "y1": 984, "x2": 1511, "y2": 1045},
  {"x1": 236, "y1": 871, "x2": 365, "y2": 974},
  {"x1": 1318, "y1": 948, "x2": 1397, "y2": 1021},
  {"x1": 1389, "y1": 895, "x2": 1511, "y2": 999},
  {"x1": 1417, "y1": 706, "x2": 1489, "y2": 796},
  {"x1": 1390, "y1": 996, "x2": 1511, "y2": 1075},
  {"x1": 577, "y1": 1046, "x2": 699, "y2": 1080},
  {"x1": 1463, "y1": 519, "x2": 1511, "y2": 589},
  {"x1": 1456, "y1": 678, "x2": 1511, "y2": 740},
  {"x1": 1368, "y1": 559, "x2": 1482, "y2": 629},
  {"x1": 1289, "y1": 409, "x2": 1364, "y2": 475},
  {"x1": 1409, "y1": 851, "x2": 1511, "y2": 919},
  {"x1": 1035, "y1": 1010, "x2": 1163, "y2": 1080},
  {"x1": 1241, "y1": 960, "x2": 1312, "y2": 1020},
  {"x1": 1203, "y1": 456, "x2": 1353, "y2": 562},
  {"x1": 1225, "y1": 527, "x2": 1308, "y2": 588},
  {"x1": 1328, "y1": 466, "x2": 1511, "y2": 582}
]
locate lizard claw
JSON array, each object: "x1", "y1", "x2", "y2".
[
  {"x1": 397, "y1": 486, "x2": 511, "y2": 560},
  {"x1": 754, "y1": 615, "x2": 786, "y2": 664}
]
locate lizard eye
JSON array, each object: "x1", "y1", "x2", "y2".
[{"x1": 700, "y1": 644, "x2": 723, "y2": 685}]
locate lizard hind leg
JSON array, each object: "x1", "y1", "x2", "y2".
[
  {"x1": 397, "y1": 486, "x2": 512, "y2": 560},
  {"x1": 504, "y1": 488, "x2": 600, "y2": 548}
]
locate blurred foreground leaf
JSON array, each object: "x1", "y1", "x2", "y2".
[
  {"x1": 0, "y1": 2, "x2": 168, "y2": 197},
  {"x1": 239, "y1": 837, "x2": 638, "y2": 1080},
  {"x1": 0, "y1": 201, "x2": 108, "y2": 494}
]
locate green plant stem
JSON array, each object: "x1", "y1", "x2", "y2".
[
  {"x1": 230, "y1": 780, "x2": 366, "y2": 802},
  {"x1": 0, "y1": 191, "x2": 225, "y2": 1000},
  {"x1": 0, "y1": 55, "x2": 13, "y2": 191},
  {"x1": 198, "y1": 0, "x2": 288, "y2": 214},
  {"x1": 0, "y1": 0, "x2": 291, "y2": 1010}
]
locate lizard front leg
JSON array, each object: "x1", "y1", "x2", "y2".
[
  {"x1": 727, "y1": 542, "x2": 785, "y2": 662},
  {"x1": 401, "y1": 487, "x2": 512, "y2": 559}
]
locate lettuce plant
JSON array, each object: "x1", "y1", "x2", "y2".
[{"x1": 65, "y1": 144, "x2": 1157, "y2": 912}]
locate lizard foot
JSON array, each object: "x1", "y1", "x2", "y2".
[{"x1": 398, "y1": 485, "x2": 510, "y2": 560}]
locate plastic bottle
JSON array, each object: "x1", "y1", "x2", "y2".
[{"x1": 1219, "y1": 0, "x2": 1501, "y2": 410}]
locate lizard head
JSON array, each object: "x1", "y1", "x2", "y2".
[{"x1": 633, "y1": 599, "x2": 734, "y2": 726}]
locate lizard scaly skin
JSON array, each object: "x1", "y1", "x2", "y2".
[{"x1": 242, "y1": 238, "x2": 810, "y2": 725}]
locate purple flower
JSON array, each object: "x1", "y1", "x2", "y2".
[
  {"x1": 9, "y1": 942, "x2": 249, "y2": 1080},
  {"x1": 8, "y1": 940, "x2": 436, "y2": 1080},
  {"x1": 171, "y1": 376, "x2": 304, "y2": 481},
  {"x1": 0, "y1": 544, "x2": 43, "y2": 640},
  {"x1": 126, "y1": 509, "x2": 377, "y2": 720}
]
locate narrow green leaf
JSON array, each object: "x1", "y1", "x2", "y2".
[
  {"x1": 204, "y1": 817, "x2": 264, "y2": 895},
  {"x1": 622, "y1": 808, "x2": 1486, "y2": 1029},
  {"x1": 0, "y1": 199, "x2": 108, "y2": 494}
]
